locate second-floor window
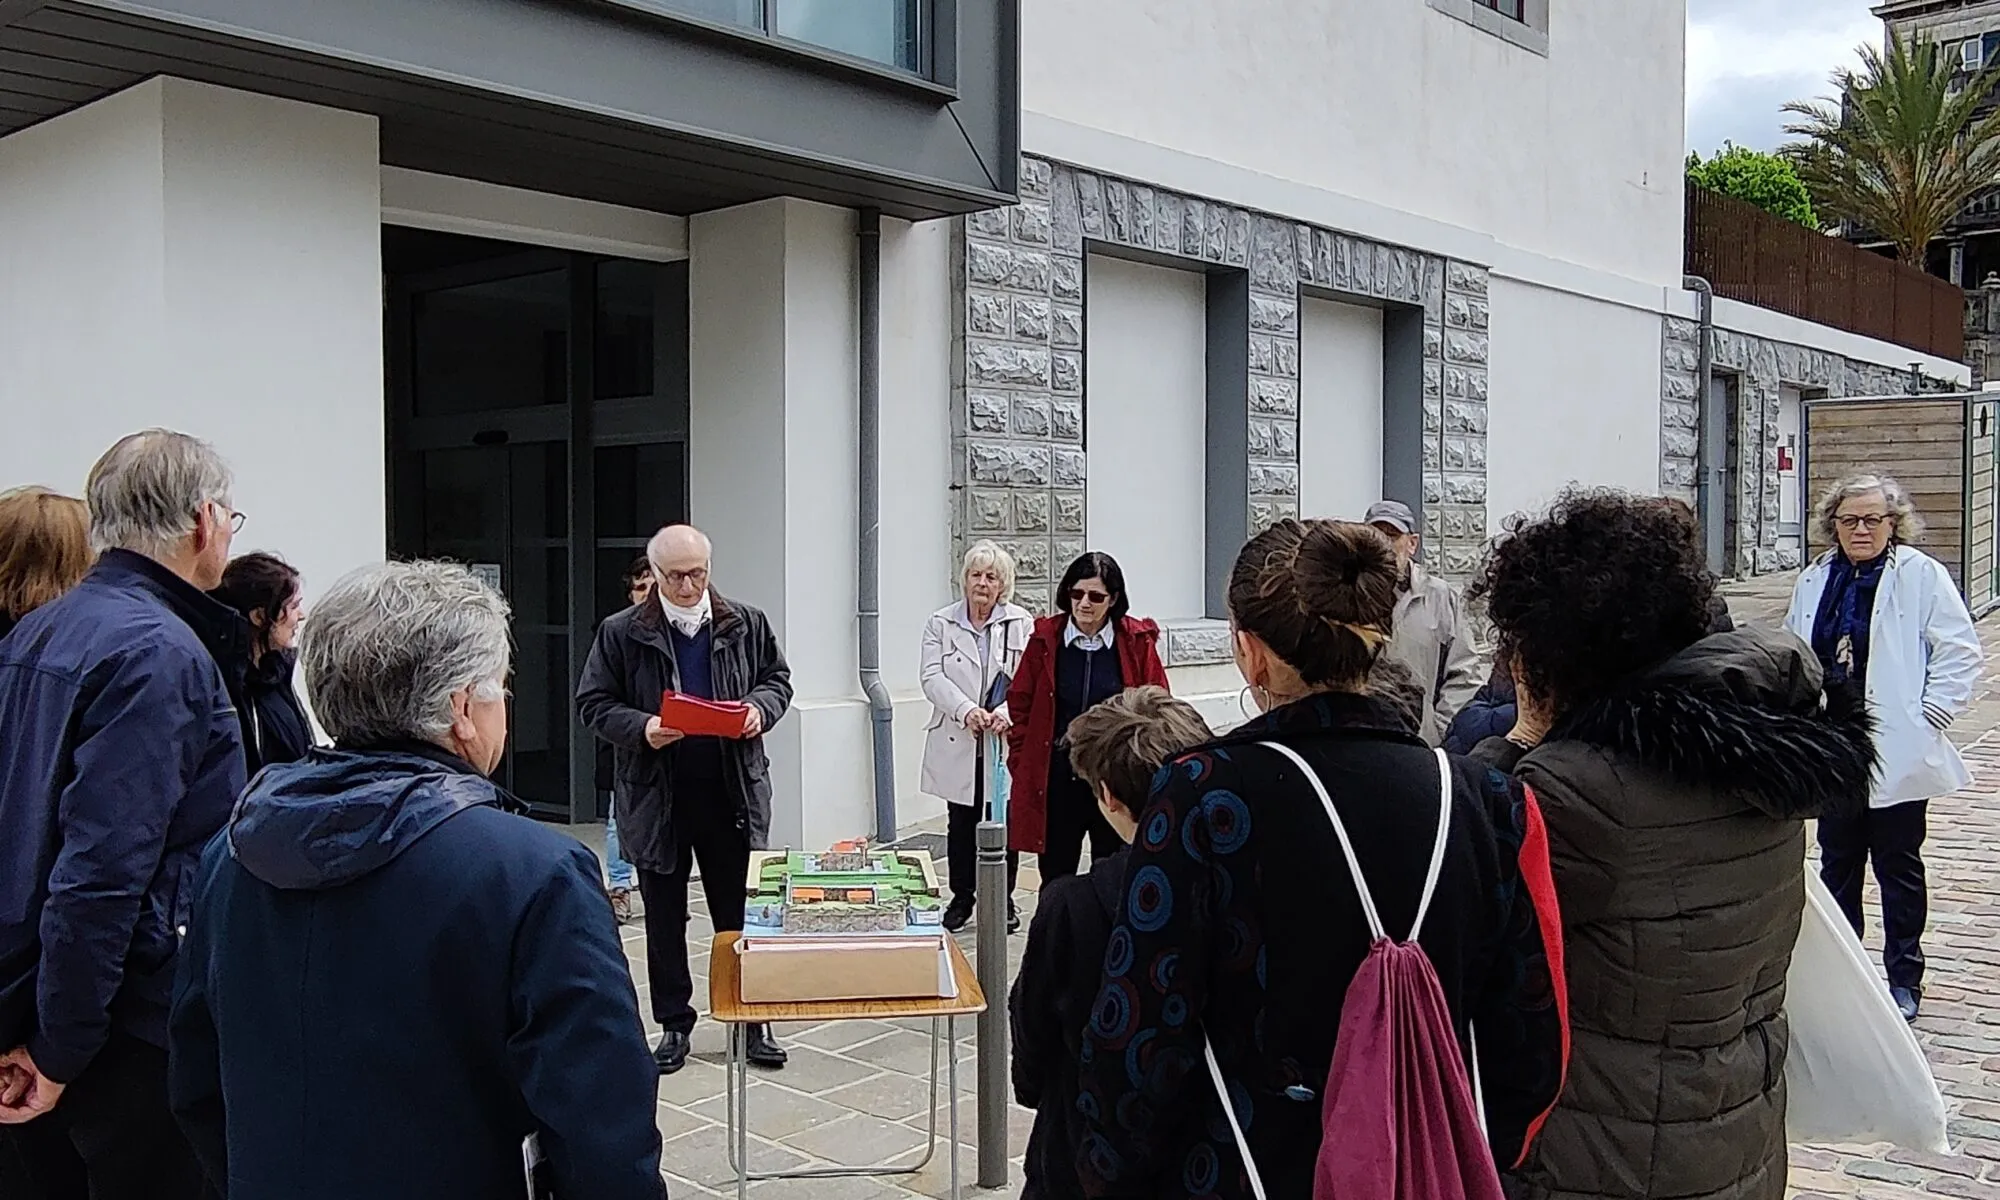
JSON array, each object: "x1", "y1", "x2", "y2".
[
  {"x1": 1473, "y1": 0, "x2": 1526, "y2": 21},
  {"x1": 638, "y1": 0, "x2": 925, "y2": 75}
]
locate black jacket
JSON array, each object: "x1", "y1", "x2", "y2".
[
  {"x1": 0, "y1": 550, "x2": 247, "y2": 1083},
  {"x1": 1498, "y1": 628, "x2": 1874, "y2": 1200},
  {"x1": 575, "y1": 593, "x2": 793, "y2": 869},
  {"x1": 169, "y1": 743, "x2": 663, "y2": 1200},
  {"x1": 1012, "y1": 848, "x2": 1125, "y2": 1200},
  {"x1": 238, "y1": 649, "x2": 314, "y2": 773},
  {"x1": 1074, "y1": 693, "x2": 1569, "y2": 1200}
]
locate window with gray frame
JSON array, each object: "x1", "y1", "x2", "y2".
[
  {"x1": 622, "y1": 0, "x2": 926, "y2": 74},
  {"x1": 1426, "y1": 0, "x2": 1549, "y2": 56}
]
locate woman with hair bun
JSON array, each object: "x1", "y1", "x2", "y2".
[{"x1": 1074, "y1": 519, "x2": 1568, "y2": 1200}]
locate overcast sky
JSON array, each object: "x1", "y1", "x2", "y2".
[{"x1": 1686, "y1": 0, "x2": 1881, "y2": 155}]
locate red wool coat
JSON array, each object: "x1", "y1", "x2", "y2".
[{"x1": 1003, "y1": 614, "x2": 1171, "y2": 854}]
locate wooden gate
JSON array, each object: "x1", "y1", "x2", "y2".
[{"x1": 1801, "y1": 393, "x2": 1999, "y2": 616}]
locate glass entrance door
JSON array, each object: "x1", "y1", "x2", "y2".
[{"x1": 384, "y1": 227, "x2": 689, "y2": 823}]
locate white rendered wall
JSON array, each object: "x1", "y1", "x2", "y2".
[
  {"x1": 878, "y1": 217, "x2": 958, "y2": 828},
  {"x1": 1486, "y1": 280, "x2": 1664, "y2": 528},
  {"x1": 1021, "y1": 0, "x2": 1686, "y2": 286},
  {"x1": 690, "y1": 198, "x2": 870, "y2": 851},
  {"x1": 1084, "y1": 255, "x2": 1208, "y2": 621},
  {"x1": 1298, "y1": 298, "x2": 1386, "y2": 522},
  {"x1": 0, "y1": 78, "x2": 383, "y2": 609}
]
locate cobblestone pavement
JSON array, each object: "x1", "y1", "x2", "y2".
[{"x1": 598, "y1": 577, "x2": 2000, "y2": 1198}]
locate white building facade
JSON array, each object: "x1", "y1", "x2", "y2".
[{"x1": 0, "y1": 0, "x2": 1967, "y2": 845}]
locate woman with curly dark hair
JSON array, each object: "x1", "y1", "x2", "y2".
[{"x1": 1474, "y1": 489, "x2": 1876, "y2": 1200}]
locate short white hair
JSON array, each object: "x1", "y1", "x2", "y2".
[
  {"x1": 962, "y1": 540, "x2": 1017, "y2": 603},
  {"x1": 1811, "y1": 472, "x2": 1926, "y2": 545},
  {"x1": 301, "y1": 560, "x2": 513, "y2": 747},
  {"x1": 86, "y1": 429, "x2": 233, "y2": 557}
]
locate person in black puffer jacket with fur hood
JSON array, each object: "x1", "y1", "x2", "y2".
[{"x1": 1470, "y1": 489, "x2": 1875, "y2": 1200}]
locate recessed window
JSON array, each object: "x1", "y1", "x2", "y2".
[
  {"x1": 1427, "y1": 0, "x2": 1549, "y2": 56},
  {"x1": 622, "y1": 0, "x2": 926, "y2": 75}
]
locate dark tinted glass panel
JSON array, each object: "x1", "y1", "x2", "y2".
[
  {"x1": 595, "y1": 443, "x2": 687, "y2": 541},
  {"x1": 508, "y1": 633, "x2": 572, "y2": 814},
  {"x1": 412, "y1": 270, "x2": 569, "y2": 416},
  {"x1": 776, "y1": 0, "x2": 920, "y2": 71},
  {"x1": 596, "y1": 260, "x2": 660, "y2": 402}
]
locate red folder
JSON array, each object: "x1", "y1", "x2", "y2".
[{"x1": 657, "y1": 691, "x2": 752, "y2": 738}]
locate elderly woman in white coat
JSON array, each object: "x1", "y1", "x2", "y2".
[
  {"x1": 921, "y1": 541, "x2": 1033, "y2": 933},
  {"x1": 1787, "y1": 472, "x2": 1984, "y2": 1021}
]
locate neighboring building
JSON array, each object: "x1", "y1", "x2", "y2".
[
  {"x1": 0, "y1": 0, "x2": 1967, "y2": 847},
  {"x1": 1872, "y1": 1, "x2": 2000, "y2": 284}
]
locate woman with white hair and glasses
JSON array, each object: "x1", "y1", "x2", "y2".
[
  {"x1": 1786, "y1": 471, "x2": 1985, "y2": 1022},
  {"x1": 168, "y1": 560, "x2": 665, "y2": 1200},
  {"x1": 921, "y1": 540, "x2": 1033, "y2": 932}
]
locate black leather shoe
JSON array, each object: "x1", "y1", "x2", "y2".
[
  {"x1": 941, "y1": 894, "x2": 975, "y2": 932},
  {"x1": 653, "y1": 1031, "x2": 690, "y2": 1075},
  {"x1": 1892, "y1": 985, "x2": 1921, "y2": 1023},
  {"x1": 745, "y1": 1024, "x2": 788, "y2": 1070}
]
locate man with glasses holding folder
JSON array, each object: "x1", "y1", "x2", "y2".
[{"x1": 578, "y1": 524, "x2": 795, "y2": 1076}]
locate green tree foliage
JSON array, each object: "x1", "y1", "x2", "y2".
[
  {"x1": 1784, "y1": 36, "x2": 2000, "y2": 265},
  {"x1": 1686, "y1": 143, "x2": 1820, "y2": 228}
]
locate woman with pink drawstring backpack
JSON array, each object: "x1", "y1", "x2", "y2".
[{"x1": 1073, "y1": 518, "x2": 1570, "y2": 1200}]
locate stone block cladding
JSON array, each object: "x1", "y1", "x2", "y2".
[
  {"x1": 1660, "y1": 319, "x2": 1942, "y2": 576},
  {"x1": 953, "y1": 154, "x2": 1490, "y2": 641}
]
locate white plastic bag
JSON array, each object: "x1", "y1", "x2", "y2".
[{"x1": 1784, "y1": 867, "x2": 1950, "y2": 1151}]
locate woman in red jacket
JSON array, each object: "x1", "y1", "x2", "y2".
[{"x1": 1006, "y1": 551, "x2": 1170, "y2": 886}]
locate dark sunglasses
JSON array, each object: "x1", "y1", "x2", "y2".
[{"x1": 1069, "y1": 587, "x2": 1111, "y2": 605}]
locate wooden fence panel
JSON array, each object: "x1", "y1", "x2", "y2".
[{"x1": 1686, "y1": 183, "x2": 1964, "y2": 361}]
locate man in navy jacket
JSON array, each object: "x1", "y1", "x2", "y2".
[
  {"x1": 0, "y1": 430, "x2": 246, "y2": 1200},
  {"x1": 170, "y1": 559, "x2": 665, "y2": 1200}
]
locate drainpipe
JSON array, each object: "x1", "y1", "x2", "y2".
[
  {"x1": 1685, "y1": 275, "x2": 1724, "y2": 573},
  {"x1": 857, "y1": 209, "x2": 897, "y2": 843}
]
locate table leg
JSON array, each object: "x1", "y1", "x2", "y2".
[
  {"x1": 734, "y1": 1024, "x2": 749, "y2": 1200},
  {"x1": 947, "y1": 1015, "x2": 961, "y2": 1200}
]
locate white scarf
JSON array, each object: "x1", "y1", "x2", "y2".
[{"x1": 660, "y1": 589, "x2": 712, "y2": 638}]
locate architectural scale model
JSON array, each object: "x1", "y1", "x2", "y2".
[{"x1": 744, "y1": 841, "x2": 945, "y2": 935}]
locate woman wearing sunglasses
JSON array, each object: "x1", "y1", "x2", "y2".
[
  {"x1": 1005, "y1": 551, "x2": 1170, "y2": 886},
  {"x1": 1786, "y1": 471, "x2": 1984, "y2": 1022}
]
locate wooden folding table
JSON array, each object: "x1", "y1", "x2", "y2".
[{"x1": 707, "y1": 931, "x2": 988, "y2": 1200}]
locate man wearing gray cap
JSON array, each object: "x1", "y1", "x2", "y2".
[{"x1": 1366, "y1": 499, "x2": 1481, "y2": 745}]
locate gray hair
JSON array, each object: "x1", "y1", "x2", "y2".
[
  {"x1": 85, "y1": 429, "x2": 233, "y2": 557},
  {"x1": 300, "y1": 560, "x2": 513, "y2": 746},
  {"x1": 1810, "y1": 471, "x2": 1926, "y2": 545},
  {"x1": 961, "y1": 540, "x2": 1017, "y2": 603}
]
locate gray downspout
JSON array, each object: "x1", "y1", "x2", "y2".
[
  {"x1": 857, "y1": 208, "x2": 897, "y2": 842},
  {"x1": 1685, "y1": 275, "x2": 1724, "y2": 573}
]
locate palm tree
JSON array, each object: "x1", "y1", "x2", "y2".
[{"x1": 1784, "y1": 36, "x2": 2000, "y2": 266}]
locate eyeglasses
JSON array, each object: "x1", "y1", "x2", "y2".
[
  {"x1": 1069, "y1": 587, "x2": 1111, "y2": 605},
  {"x1": 1835, "y1": 514, "x2": 1892, "y2": 531},
  {"x1": 662, "y1": 568, "x2": 709, "y2": 589},
  {"x1": 210, "y1": 503, "x2": 246, "y2": 533}
]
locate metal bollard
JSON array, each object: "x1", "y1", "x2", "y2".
[{"x1": 974, "y1": 820, "x2": 1010, "y2": 1189}]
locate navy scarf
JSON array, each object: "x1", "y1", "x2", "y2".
[{"x1": 1812, "y1": 551, "x2": 1888, "y2": 687}]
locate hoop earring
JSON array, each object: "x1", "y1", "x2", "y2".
[{"x1": 1238, "y1": 686, "x2": 1269, "y2": 720}]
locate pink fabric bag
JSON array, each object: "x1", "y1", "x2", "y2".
[{"x1": 1203, "y1": 743, "x2": 1505, "y2": 1200}]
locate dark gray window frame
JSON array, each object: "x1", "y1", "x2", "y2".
[
  {"x1": 597, "y1": 0, "x2": 958, "y2": 92},
  {"x1": 1426, "y1": 0, "x2": 1549, "y2": 56},
  {"x1": 1294, "y1": 283, "x2": 1428, "y2": 537},
  {"x1": 1077, "y1": 239, "x2": 1246, "y2": 621}
]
